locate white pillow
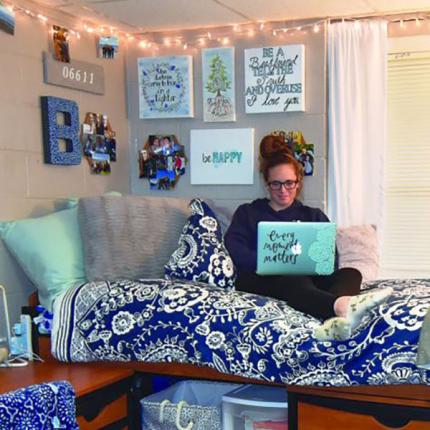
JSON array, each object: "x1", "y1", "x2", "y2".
[{"x1": 336, "y1": 225, "x2": 379, "y2": 282}]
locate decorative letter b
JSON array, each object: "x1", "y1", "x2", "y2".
[{"x1": 41, "y1": 96, "x2": 81, "y2": 165}]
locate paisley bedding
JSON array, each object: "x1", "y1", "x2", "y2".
[
  {"x1": 51, "y1": 278, "x2": 430, "y2": 387},
  {"x1": 0, "y1": 381, "x2": 78, "y2": 430}
]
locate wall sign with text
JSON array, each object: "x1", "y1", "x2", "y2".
[
  {"x1": 190, "y1": 128, "x2": 254, "y2": 184},
  {"x1": 43, "y1": 52, "x2": 105, "y2": 95},
  {"x1": 244, "y1": 44, "x2": 305, "y2": 113},
  {"x1": 138, "y1": 55, "x2": 194, "y2": 119}
]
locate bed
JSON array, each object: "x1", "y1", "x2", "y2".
[
  {"x1": 51, "y1": 277, "x2": 430, "y2": 387},
  {"x1": 2, "y1": 194, "x2": 430, "y2": 428}
]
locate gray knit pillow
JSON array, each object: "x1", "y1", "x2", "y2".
[{"x1": 78, "y1": 195, "x2": 189, "y2": 281}]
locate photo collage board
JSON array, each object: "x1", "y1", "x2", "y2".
[
  {"x1": 81, "y1": 113, "x2": 117, "y2": 175},
  {"x1": 139, "y1": 135, "x2": 186, "y2": 190}
]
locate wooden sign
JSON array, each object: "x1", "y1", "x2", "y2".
[
  {"x1": 244, "y1": 44, "x2": 305, "y2": 113},
  {"x1": 43, "y1": 52, "x2": 105, "y2": 95}
]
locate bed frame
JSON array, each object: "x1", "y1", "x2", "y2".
[{"x1": 28, "y1": 293, "x2": 430, "y2": 430}]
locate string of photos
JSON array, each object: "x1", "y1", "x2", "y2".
[{"x1": 138, "y1": 135, "x2": 186, "y2": 190}]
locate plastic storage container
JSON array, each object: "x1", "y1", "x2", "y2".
[{"x1": 222, "y1": 384, "x2": 288, "y2": 430}]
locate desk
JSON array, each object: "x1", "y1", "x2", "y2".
[
  {"x1": 287, "y1": 384, "x2": 430, "y2": 430},
  {"x1": 0, "y1": 361, "x2": 134, "y2": 429}
]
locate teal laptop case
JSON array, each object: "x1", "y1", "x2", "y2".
[{"x1": 256, "y1": 222, "x2": 336, "y2": 275}]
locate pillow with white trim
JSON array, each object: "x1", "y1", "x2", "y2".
[{"x1": 164, "y1": 198, "x2": 236, "y2": 289}]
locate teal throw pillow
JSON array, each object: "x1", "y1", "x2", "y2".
[{"x1": 0, "y1": 206, "x2": 85, "y2": 310}]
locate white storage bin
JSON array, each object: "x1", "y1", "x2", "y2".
[{"x1": 222, "y1": 384, "x2": 288, "y2": 430}]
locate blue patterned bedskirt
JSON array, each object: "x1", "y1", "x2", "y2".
[
  {"x1": 52, "y1": 278, "x2": 430, "y2": 386},
  {"x1": 0, "y1": 381, "x2": 78, "y2": 430}
]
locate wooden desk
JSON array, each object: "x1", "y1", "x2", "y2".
[
  {"x1": 287, "y1": 384, "x2": 430, "y2": 430},
  {"x1": 0, "y1": 361, "x2": 134, "y2": 429}
]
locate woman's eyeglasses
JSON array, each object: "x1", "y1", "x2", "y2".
[{"x1": 268, "y1": 180, "x2": 298, "y2": 190}]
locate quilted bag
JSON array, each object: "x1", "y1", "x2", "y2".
[{"x1": 141, "y1": 380, "x2": 240, "y2": 430}]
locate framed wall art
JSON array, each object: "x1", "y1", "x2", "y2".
[
  {"x1": 138, "y1": 55, "x2": 194, "y2": 119},
  {"x1": 202, "y1": 47, "x2": 236, "y2": 122},
  {"x1": 244, "y1": 44, "x2": 305, "y2": 114},
  {"x1": 190, "y1": 128, "x2": 254, "y2": 185}
]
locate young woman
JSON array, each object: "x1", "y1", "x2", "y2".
[{"x1": 225, "y1": 134, "x2": 391, "y2": 340}]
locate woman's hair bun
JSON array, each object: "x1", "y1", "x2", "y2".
[{"x1": 259, "y1": 134, "x2": 293, "y2": 160}]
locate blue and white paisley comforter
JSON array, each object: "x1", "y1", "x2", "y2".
[{"x1": 52, "y1": 278, "x2": 430, "y2": 387}]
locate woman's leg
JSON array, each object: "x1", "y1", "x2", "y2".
[
  {"x1": 312, "y1": 267, "x2": 362, "y2": 297},
  {"x1": 235, "y1": 272, "x2": 337, "y2": 320}
]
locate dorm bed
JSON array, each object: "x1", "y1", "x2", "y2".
[
  {"x1": 51, "y1": 277, "x2": 430, "y2": 387},
  {"x1": 2, "y1": 194, "x2": 430, "y2": 428}
]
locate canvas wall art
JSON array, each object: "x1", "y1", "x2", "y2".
[
  {"x1": 244, "y1": 44, "x2": 305, "y2": 114},
  {"x1": 138, "y1": 55, "x2": 194, "y2": 119},
  {"x1": 202, "y1": 47, "x2": 236, "y2": 122},
  {"x1": 190, "y1": 128, "x2": 254, "y2": 184}
]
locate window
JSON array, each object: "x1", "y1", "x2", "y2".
[{"x1": 381, "y1": 39, "x2": 430, "y2": 278}]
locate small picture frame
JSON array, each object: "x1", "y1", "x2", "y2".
[
  {"x1": 98, "y1": 35, "x2": 119, "y2": 59},
  {"x1": 52, "y1": 25, "x2": 70, "y2": 63}
]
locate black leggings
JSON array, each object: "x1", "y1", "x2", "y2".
[{"x1": 235, "y1": 268, "x2": 362, "y2": 320}]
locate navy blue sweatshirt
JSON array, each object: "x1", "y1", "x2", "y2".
[{"x1": 224, "y1": 198, "x2": 334, "y2": 274}]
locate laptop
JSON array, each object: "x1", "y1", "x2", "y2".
[{"x1": 256, "y1": 222, "x2": 336, "y2": 275}]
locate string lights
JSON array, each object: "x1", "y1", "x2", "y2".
[{"x1": 4, "y1": 1, "x2": 430, "y2": 55}]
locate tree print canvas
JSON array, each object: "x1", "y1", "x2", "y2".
[{"x1": 202, "y1": 47, "x2": 236, "y2": 122}]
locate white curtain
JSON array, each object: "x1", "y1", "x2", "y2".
[{"x1": 327, "y1": 20, "x2": 388, "y2": 230}]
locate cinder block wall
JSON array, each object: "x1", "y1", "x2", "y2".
[{"x1": 0, "y1": 12, "x2": 130, "y2": 322}]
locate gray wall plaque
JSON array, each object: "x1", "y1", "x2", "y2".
[{"x1": 43, "y1": 52, "x2": 105, "y2": 95}]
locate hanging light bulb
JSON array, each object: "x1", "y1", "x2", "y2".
[{"x1": 313, "y1": 24, "x2": 320, "y2": 33}]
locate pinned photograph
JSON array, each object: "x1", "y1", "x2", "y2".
[
  {"x1": 0, "y1": 1, "x2": 15, "y2": 35},
  {"x1": 81, "y1": 112, "x2": 117, "y2": 175},
  {"x1": 52, "y1": 25, "x2": 70, "y2": 63},
  {"x1": 139, "y1": 134, "x2": 186, "y2": 190},
  {"x1": 98, "y1": 35, "x2": 119, "y2": 59},
  {"x1": 271, "y1": 129, "x2": 315, "y2": 176}
]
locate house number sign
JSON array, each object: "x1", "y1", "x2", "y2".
[{"x1": 43, "y1": 52, "x2": 105, "y2": 95}]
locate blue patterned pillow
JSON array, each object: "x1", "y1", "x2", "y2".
[{"x1": 164, "y1": 199, "x2": 236, "y2": 289}]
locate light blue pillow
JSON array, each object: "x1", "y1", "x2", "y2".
[
  {"x1": 164, "y1": 199, "x2": 236, "y2": 289},
  {"x1": 0, "y1": 206, "x2": 85, "y2": 310}
]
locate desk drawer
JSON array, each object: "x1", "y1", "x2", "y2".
[
  {"x1": 298, "y1": 401, "x2": 430, "y2": 430},
  {"x1": 77, "y1": 394, "x2": 127, "y2": 429}
]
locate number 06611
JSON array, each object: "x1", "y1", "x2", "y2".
[{"x1": 62, "y1": 66, "x2": 94, "y2": 84}]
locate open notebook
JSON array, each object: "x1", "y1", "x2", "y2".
[{"x1": 256, "y1": 221, "x2": 336, "y2": 275}]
